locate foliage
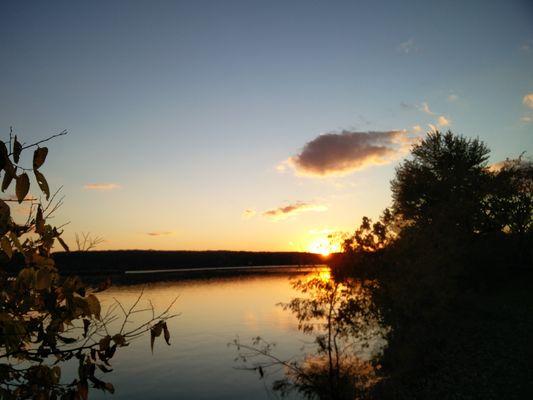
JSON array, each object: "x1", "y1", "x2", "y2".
[
  {"x1": 0, "y1": 130, "x2": 176, "y2": 399},
  {"x1": 232, "y1": 273, "x2": 384, "y2": 400},
  {"x1": 334, "y1": 130, "x2": 533, "y2": 398},
  {"x1": 391, "y1": 130, "x2": 492, "y2": 233}
]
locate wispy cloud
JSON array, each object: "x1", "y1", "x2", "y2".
[
  {"x1": 397, "y1": 38, "x2": 419, "y2": 54},
  {"x1": 412, "y1": 125, "x2": 422, "y2": 133},
  {"x1": 146, "y1": 231, "x2": 174, "y2": 237},
  {"x1": 523, "y1": 93, "x2": 533, "y2": 110},
  {"x1": 84, "y1": 183, "x2": 121, "y2": 191},
  {"x1": 242, "y1": 209, "x2": 256, "y2": 219},
  {"x1": 521, "y1": 115, "x2": 532, "y2": 123},
  {"x1": 447, "y1": 94, "x2": 459, "y2": 102},
  {"x1": 437, "y1": 115, "x2": 451, "y2": 127},
  {"x1": 418, "y1": 102, "x2": 434, "y2": 115},
  {"x1": 263, "y1": 201, "x2": 327, "y2": 221},
  {"x1": 282, "y1": 130, "x2": 413, "y2": 178}
]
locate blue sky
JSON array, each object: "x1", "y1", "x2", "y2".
[{"x1": 1, "y1": 0, "x2": 532, "y2": 250}]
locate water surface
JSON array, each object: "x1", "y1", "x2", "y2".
[{"x1": 89, "y1": 268, "x2": 325, "y2": 399}]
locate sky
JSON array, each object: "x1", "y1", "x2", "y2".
[{"x1": 1, "y1": 0, "x2": 532, "y2": 252}]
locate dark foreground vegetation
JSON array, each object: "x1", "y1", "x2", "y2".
[
  {"x1": 330, "y1": 131, "x2": 533, "y2": 399},
  {"x1": 236, "y1": 131, "x2": 532, "y2": 400}
]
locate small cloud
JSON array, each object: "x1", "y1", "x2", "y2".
[
  {"x1": 523, "y1": 93, "x2": 533, "y2": 110},
  {"x1": 146, "y1": 231, "x2": 174, "y2": 237},
  {"x1": 400, "y1": 101, "x2": 414, "y2": 109},
  {"x1": 520, "y1": 40, "x2": 533, "y2": 53},
  {"x1": 397, "y1": 38, "x2": 419, "y2": 54},
  {"x1": 284, "y1": 130, "x2": 413, "y2": 178},
  {"x1": 84, "y1": 183, "x2": 121, "y2": 191},
  {"x1": 263, "y1": 201, "x2": 327, "y2": 221},
  {"x1": 412, "y1": 125, "x2": 422, "y2": 133},
  {"x1": 447, "y1": 94, "x2": 459, "y2": 102},
  {"x1": 520, "y1": 115, "x2": 533, "y2": 123},
  {"x1": 418, "y1": 102, "x2": 435, "y2": 115},
  {"x1": 437, "y1": 115, "x2": 451, "y2": 127},
  {"x1": 242, "y1": 209, "x2": 256, "y2": 219}
]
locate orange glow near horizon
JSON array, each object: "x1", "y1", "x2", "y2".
[{"x1": 307, "y1": 237, "x2": 340, "y2": 257}]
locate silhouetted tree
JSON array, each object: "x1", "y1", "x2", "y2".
[{"x1": 391, "y1": 131, "x2": 491, "y2": 234}]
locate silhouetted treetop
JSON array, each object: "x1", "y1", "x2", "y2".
[{"x1": 391, "y1": 131, "x2": 492, "y2": 232}]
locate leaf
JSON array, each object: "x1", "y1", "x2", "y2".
[
  {"x1": 13, "y1": 136, "x2": 22, "y2": 164},
  {"x1": 104, "y1": 382, "x2": 115, "y2": 394},
  {"x1": 163, "y1": 322, "x2": 171, "y2": 345},
  {"x1": 1, "y1": 236, "x2": 12, "y2": 258},
  {"x1": 33, "y1": 147, "x2": 48, "y2": 169},
  {"x1": 112, "y1": 334, "x2": 126, "y2": 346},
  {"x1": 86, "y1": 294, "x2": 101, "y2": 319},
  {"x1": 1, "y1": 163, "x2": 15, "y2": 192},
  {"x1": 34, "y1": 169, "x2": 50, "y2": 200},
  {"x1": 0, "y1": 141, "x2": 8, "y2": 171},
  {"x1": 0, "y1": 200, "x2": 10, "y2": 235},
  {"x1": 35, "y1": 269, "x2": 51, "y2": 290},
  {"x1": 99, "y1": 336, "x2": 111, "y2": 351},
  {"x1": 15, "y1": 173, "x2": 30, "y2": 203},
  {"x1": 35, "y1": 205, "x2": 45, "y2": 234},
  {"x1": 150, "y1": 329, "x2": 155, "y2": 353},
  {"x1": 9, "y1": 232, "x2": 23, "y2": 253}
]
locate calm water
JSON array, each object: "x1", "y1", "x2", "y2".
[{"x1": 85, "y1": 267, "x2": 325, "y2": 399}]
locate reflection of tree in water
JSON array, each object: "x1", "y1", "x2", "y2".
[{"x1": 233, "y1": 271, "x2": 386, "y2": 400}]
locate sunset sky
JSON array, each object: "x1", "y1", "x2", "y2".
[{"x1": 1, "y1": 0, "x2": 532, "y2": 251}]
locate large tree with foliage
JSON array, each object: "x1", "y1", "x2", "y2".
[{"x1": 390, "y1": 130, "x2": 492, "y2": 233}]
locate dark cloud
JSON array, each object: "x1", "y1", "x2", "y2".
[
  {"x1": 285, "y1": 130, "x2": 410, "y2": 177},
  {"x1": 262, "y1": 201, "x2": 327, "y2": 220}
]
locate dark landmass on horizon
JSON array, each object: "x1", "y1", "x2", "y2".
[{"x1": 40, "y1": 250, "x2": 327, "y2": 275}]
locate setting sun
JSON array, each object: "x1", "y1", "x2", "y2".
[{"x1": 307, "y1": 237, "x2": 340, "y2": 257}]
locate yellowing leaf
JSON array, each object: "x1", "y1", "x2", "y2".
[
  {"x1": 9, "y1": 232, "x2": 23, "y2": 253},
  {"x1": 33, "y1": 147, "x2": 48, "y2": 169},
  {"x1": 34, "y1": 169, "x2": 50, "y2": 200},
  {"x1": 15, "y1": 173, "x2": 30, "y2": 203},
  {"x1": 86, "y1": 294, "x2": 101, "y2": 319}
]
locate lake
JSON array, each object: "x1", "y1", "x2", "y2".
[
  {"x1": 78, "y1": 266, "x2": 384, "y2": 399},
  {"x1": 89, "y1": 267, "x2": 322, "y2": 399}
]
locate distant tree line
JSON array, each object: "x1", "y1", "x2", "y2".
[{"x1": 44, "y1": 250, "x2": 325, "y2": 275}]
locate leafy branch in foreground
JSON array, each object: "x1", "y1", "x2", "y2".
[{"x1": 0, "y1": 129, "x2": 178, "y2": 399}]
